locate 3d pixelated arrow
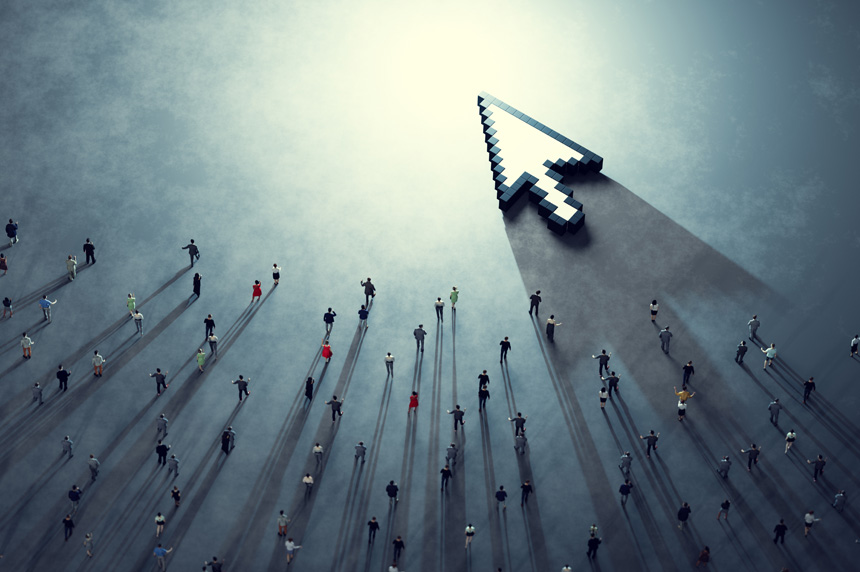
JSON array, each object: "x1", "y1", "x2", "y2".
[{"x1": 477, "y1": 92, "x2": 603, "y2": 235}]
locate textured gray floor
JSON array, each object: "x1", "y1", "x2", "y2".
[{"x1": 1, "y1": 1, "x2": 859, "y2": 571}]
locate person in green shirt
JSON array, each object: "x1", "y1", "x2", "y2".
[
  {"x1": 450, "y1": 287, "x2": 459, "y2": 312},
  {"x1": 196, "y1": 348, "x2": 206, "y2": 372},
  {"x1": 126, "y1": 293, "x2": 136, "y2": 316}
]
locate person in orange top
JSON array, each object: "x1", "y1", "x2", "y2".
[{"x1": 408, "y1": 391, "x2": 419, "y2": 414}]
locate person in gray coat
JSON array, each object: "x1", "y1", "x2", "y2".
[
  {"x1": 619, "y1": 452, "x2": 632, "y2": 476},
  {"x1": 361, "y1": 277, "x2": 375, "y2": 306},
  {"x1": 62, "y1": 436, "x2": 74, "y2": 458},
  {"x1": 768, "y1": 399, "x2": 782, "y2": 424},
  {"x1": 88, "y1": 455, "x2": 100, "y2": 481},
  {"x1": 659, "y1": 326, "x2": 672, "y2": 354},
  {"x1": 748, "y1": 315, "x2": 760, "y2": 340},
  {"x1": 157, "y1": 414, "x2": 169, "y2": 438},
  {"x1": 514, "y1": 429, "x2": 528, "y2": 455},
  {"x1": 66, "y1": 255, "x2": 77, "y2": 281},
  {"x1": 413, "y1": 324, "x2": 427, "y2": 352},
  {"x1": 735, "y1": 341, "x2": 748, "y2": 363},
  {"x1": 833, "y1": 490, "x2": 846, "y2": 513},
  {"x1": 32, "y1": 382, "x2": 43, "y2": 405},
  {"x1": 716, "y1": 455, "x2": 732, "y2": 478},
  {"x1": 167, "y1": 454, "x2": 180, "y2": 477},
  {"x1": 355, "y1": 442, "x2": 366, "y2": 463}
]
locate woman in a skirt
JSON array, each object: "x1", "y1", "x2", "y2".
[
  {"x1": 784, "y1": 429, "x2": 796, "y2": 453},
  {"x1": 599, "y1": 387, "x2": 609, "y2": 410},
  {"x1": 273, "y1": 263, "x2": 281, "y2": 286},
  {"x1": 650, "y1": 299, "x2": 659, "y2": 322}
]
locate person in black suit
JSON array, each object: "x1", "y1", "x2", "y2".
[
  {"x1": 182, "y1": 239, "x2": 200, "y2": 266},
  {"x1": 83, "y1": 238, "x2": 96, "y2": 264}
]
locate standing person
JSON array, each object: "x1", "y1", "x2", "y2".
[
  {"x1": 153, "y1": 544, "x2": 173, "y2": 570},
  {"x1": 323, "y1": 308, "x2": 337, "y2": 334},
  {"x1": 39, "y1": 295, "x2": 57, "y2": 322},
  {"x1": 63, "y1": 514, "x2": 75, "y2": 541},
  {"x1": 716, "y1": 456, "x2": 732, "y2": 479},
  {"x1": 171, "y1": 486, "x2": 181, "y2": 507},
  {"x1": 450, "y1": 287, "x2": 459, "y2": 312},
  {"x1": 272, "y1": 264, "x2": 281, "y2": 286},
  {"x1": 181, "y1": 239, "x2": 200, "y2": 266},
  {"x1": 88, "y1": 455, "x2": 99, "y2": 481},
  {"x1": 650, "y1": 299, "x2": 658, "y2": 321},
  {"x1": 62, "y1": 436, "x2": 74, "y2": 458},
  {"x1": 478, "y1": 385, "x2": 490, "y2": 411},
  {"x1": 251, "y1": 280, "x2": 262, "y2": 303},
  {"x1": 132, "y1": 310, "x2": 144, "y2": 336},
  {"x1": 0, "y1": 253, "x2": 6, "y2": 276},
  {"x1": 156, "y1": 440, "x2": 170, "y2": 466},
  {"x1": 520, "y1": 480, "x2": 533, "y2": 506},
  {"x1": 508, "y1": 412, "x2": 527, "y2": 436},
  {"x1": 208, "y1": 333, "x2": 218, "y2": 360},
  {"x1": 598, "y1": 387, "x2": 609, "y2": 409},
  {"x1": 83, "y1": 238, "x2": 96, "y2": 265},
  {"x1": 803, "y1": 511, "x2": 820, "y2": 537},
  {"x1": 545, "y1": 315, "x2": 561, "y2": 342},
  {"x1": 784, "y1": 430, "x2": 796, "y2": 454},
  {"x1": 196, "y1": 348, "x2": 206, "y2": 372},
  {"x1": 321, "y1": 339, "x2": 333, "y2": 363},
  {"x1": 852, "y1": 334, "x2": 860, "y2": 358},
  {"x1": 392, "y1": 536, "x2": 405, "y2": 562},
  {"x1": 413, "y1": 324, "x2": 426, "y2": 352},
  {"x1": 464, "y1": 524, "x2": 476, "y2": 549},
  {"x1": 313, "y1": 443, "x2": 324, "y2": 464},
  {"x1": 32, "y1": 382, "x2": 43, "y2": 405},
  {"x1": 92, "y1": 350, "x2": 105, "y2": 377},
  {"x1": 304, "y1": 377, "x2": 315, "y2": 401},
  {"x1": 231, "y1": 375, "x2": 251, "y2": 401},
  {"x1": 681, "y1": 361, "x2": 695, "y2": 388},
  {"x1": 2, "y1": 296, "x2": 11, "y2": 317},
  {"x1": 156, "y1": 414, "x2": 169, "y2": 438},
  {"x1": 408, "y1": 391, "x2": 419, "y2": 415},
  {"x1": 167, "y1": 455, "x2": 180, "y2": 477},
  {"x1": 695, "y1": 546, "x2": 710, "y2": 568},
  {"x1": 355, "y1": 441, "x2": 367, "y2": 463},
  {"x1": 601, "y1": 372, "x2": 620, "y2": 398},
  {"x1": 586, "y1": 533, "x2": 602, "y2": 559},
  {"x1": 499, "y1": 337, "x2": 511, "y2": 362},
  {"x1": 807, "y1": 455, "x2": 827, "y2": 482},
  {"x1": 592, "y1": 350, "x2": 611, "y2": 375},
  {"x1": 367, "y1": 517, "x2": 379, "y2": 543},
  {"x1": 528, "y1": 290, "x2": 541, "y2": 315},
  {"x1": 802, "y1": 377, "x2": 816, "y2": 404},
  {"x1": 193, "y1": 273, "x2": 202, "y2": 298},
  {"x1": 748, "y1": 315, "x2": 760, "y2": 341},
  {"x1": 21, "y1": 333, "x2": 33, "y2": 359},
  {"x1": 204, "y1": 314, "x2": 216, "y2": 337},
  {"x1": 447, "y1": 405, "x2": 466, "y2": 431},
  {"x1": 833, "y1": 490, "x2": 846, "y2": 513},
  {"x1": 740, "y1": 444, "x2": 761, "y2": 471},
  {"x1": 768, "y1": 398, "x2": 782, "y2": 424},
  {"x1": 83, "y1": 532, "x2": 94, "y2": 557},
  {"x1": 659, "y1": 326, "x2": 672, "y2": 354},
  {"x1": 619, "y1": 452, "x2": 632, "y2": 475},
  {"x1": 619, "y1": 479, "x2": 633, "y2": 506},
  {"x1": 5, "y1": 219, "x2": 18, "y2": 245},
  {"x1": 385, "y1": 352, "x2": 395, "y2": 376},
  {"x1": 440, "y1": 464, "x2": 452, "y2": 491},
  {"x1": 761, "y1": 343, "x2": 777, "y2": 370},
  {"x1": 514, "y1": 429, "x2": 528, "y2": 455},
  {"x1": 386, "y1": 481, "x2": 399, "y2": 504},
  {"x1": 495, "y1": 486, "x2": 507, "y2": 509},
  {"x1": 639, "y1": 431, "x2": 659, "y2": 458},
  {"x1": 325, "y1": 395, "x2": 344, "y2": 422},
  {"x1": 773, "y1": 519, "x2": 787, "y2": 544},
  {"x1": 277, "y1": 511, "x2": 290, "y2": 536},
  {"x1": 361, "y1": 277, "x2": 376, "y2": 306},
  {"x1": 126, "y1": 293, "x2": 136, "y2": 316},
  {"x1": 435, "y1": 297, "x2": 445, "y2": 322},
  {"x1": 66, "y1": 255, "x2": 77, "y2": 281},
  {"x1": 677, "y1": 502, "x2": 692, "y2": 530},
  {"x1": 155, "y1": 512, "x2": 166, "y2": 537},
  {"x1": 717, "y1": 499, "x2": 731, "y2": 520},
  {"x1": 68, "y1": 485, "x2": 82, "y2": 513},
  {"x1": 736, "y1": 340, "x2": 748, "y2": 363}
]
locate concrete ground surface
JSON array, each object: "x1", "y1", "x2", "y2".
[{"x1": 1, "y1": 1, "x2": 859, "y2": 571}]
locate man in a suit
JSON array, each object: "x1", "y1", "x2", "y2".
[{"x1": 181, "y1": 239, "x2": 200, "y2": 266}]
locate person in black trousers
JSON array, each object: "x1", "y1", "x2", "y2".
[
  {"x1": 478, "y1": 385, "x2": 490, "y2": 410},
  {"x1": 592, "y1": 350, "x2": 611, "y2": 375},
  {"x1": 367, "y1": 517, "x2": 379, "y2": 543},
  {"x1": 57, "y1": 364, "x2": 71, "y2": 391},
  {"x1": 440, "y1": 465, "x2": 452, "y2": 491},
  {"x1": 392, "y1": 536, "x2": 405, "y2": 562},
  {"x1": 193, "y1": 273, "x2": 202, "y2": 298},
  {"x1": 807, "y1": 455, "x2": 827, "y2": 482},
  {"x1": 204, "y1": 314, "x2": 215, "y2": 337},
  {"x1": 508, "y1": 412, "x2": 527, "y2": 436},
  {"x1": 601, "y1": 372, "x2": 620, "y2": 398},
  {"x1": 447, "y1": 405, "x2": 466, "y2": 431},
  {"x1": 325, "y1": 396, "x2": 344, "y2": 422},
  {"x1": 181, "y1": 239, "x2": 200, "y2": 266},
  {"x1": 773, "y1": 519, "x2": 787, "y2": 544},
  {"x1": 520, "y1": 480, "x2": 533, "y2": 506},
  {"x1": 735, "y1": 341, "x2": 747, "y2": 363},
  {"x1": 640, "y1": 431, "x2": 659, "y2": 458},
  {"x1": 63, "y1": 514, "x2": 75, "y2": 541},
  {"x1": 156, "y1": 440, "x2": 170, "y2": 465},
  {"x1": 361, "y1": 278, "x2": 375, "y2": 307},
  {"x1": 802, "y1": 377, "x2": 816, "y2": 404},
  {"x1": 586, "y1": 534, "x2": 602, "y2": 558},
  {"x1": 682, "y1": 361, "x2": 695, "y2": 388},
  {"x1": 478, "y1": 370, "x2": 490, "y2": 389},
  {"x1": 82, "y1": 238, "x2": 96, "y2": 265},
  {"x1": 528, "y1": 291, "x2": 541, "y2": 315},
  {"x1": 232, "y1": 376, "x2": 250, "y2": 401},
  {"x1": 499, "y1": 337, "x2": 511, "y2": 362},
  {"x1": 740, "y1": 444, "x2": 761, "y2": 471}
]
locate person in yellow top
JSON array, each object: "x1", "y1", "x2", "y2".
[{"x1": 674, "y1": 386, "x2": 695, "y2": 401}]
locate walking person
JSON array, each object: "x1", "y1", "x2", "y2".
[
  {"x1": 740, "y1": 444, "x2": 761, "y2": 471},
  {"x1": 193, "y1": 273, "x2": 202, "y2": 298},
  {"x1": 802, "y1": 377, "x2": 816, "y2": 404},
  {"x1": 83, "y1": 532, "x2": 94, "y2": 557},
  {"x1": 251, "y1": 280, "x2": 262, "y2": 303},
  {"x1": 367, "y1": 517, "x2": 379, "y2": 543},
  {"x1": 769, "y1": 398, "x2": 782, "y2": 424},
  {"x1": 5, "y1": 219, "x2": 18, "y2": 245},
  {"x1": 677, "y1": 399, "x2": 688, "y2": 422},
  {"x1": 784, "y1": 430, "x2": 796, "y2": 454},
  {"x1": 361, "y1": 277, "x2": 376, "y2": 306},
  {"x1": 221, "y1": 429, "x2": 232, "y2": 455},
  {"x1": 803, "y1": 510, "x2": 820, "y2": 537},
  {"x1": 68, "y1": 485, "x2": 82, "y2": 513},
  {"x1": 716, "y1": 455, "x2": 732, "y2": 478},
  {"x1": 21, "y1": 333, "x2": 33, "y2": 359},
  {"x1": 39, "y1": 295, "x2": 57, "y2": 322},
  {"x1": 323, "y1": 308, "x2": 337, "y2": 334},
  {"x1": 478, "y1": 385, "x2": 490, "y2": 411},
  {"x1": 321, "y1": 339, "x2": 333, "y2": 363},
  {"x1": 717, "y1": 499, "x2": 731, "y2": 520},
  {"x1": 83, "y1": 238, "x2": 96, "y2": 264},
  {"x1": 414, "y1": 324, "x2": 426, "y2": 352},
  {"x1": 208, "y1": 333, "x2": 218, "y2": 360},
  {"x1": 528, "y1": 290, "x2": 541, "y2": 315},
  {"x1": 478, "y1": 370, "x2": 490, "y2": 389},
  {"x1": 695, "y1": 546, "x2": 711, "y2": 568},
  {"x1": 355, "y1": 442, "x2": 366, "y2": 463},
  {"x1": 153, "y1": 544, "x2": 173, "y2": 570},
  {"x1": 62, "y1": 436, "x2": 74, "y2": 458},
  {"x1": 196, "y1": 348, "x2": 206, "y2": 372},
  {"x1": 446, "y1": 443, "x2": 458, "y2": 466},
  {"x1": 586, "y1": 533, "x2": 602, "y2": 559},
  {"x1": 681, "y1": 361, "x2": 695, "y2": 388},
  {"x1": 546, "y1": 315, "x2": 561, "y2": 342},
  {"x1": 304, "y1": 377, "x2": 315, "y2": 401},
  {"x1": 650, "y1": 299, "x2": 659, "y2": 321},
  {"x1": 499, "y1": 337, "x2": 511, "y2": 362},
  {"x1": 599, "y1": 387, "x2": 609, "y2": 409},
  {"x1": 736, "y1": 340, "x2": 748, "y2": 363},
  {"x1": 181, "y1": 239, "x2": 200, "y2": 266},
  {"x1": 435, "y1": 297, "x2": 445, "y2": 321},
  {"x1": 156, "y1": 440, "x2": 170, "y2": 466},
  {"x1": 133, "y1": 310, "x2": 144, "y2": 336},
  {"x1": 392, "y1": 536, "x2": 405, "y2": 562},
  {"x1": 276, "y1": 511, "x2": 290, "y2": 536},
  {"x1": 272, "y1": 264, "x2": 281, "y2": 286},
  {"x1": 204, "y1": 314, "x2": 215, "y2": 337},
  {"x1": 514, "y1": 429, "x2": 528, "y2": 455},
  {"x1": 92, "y1": 350, "x2": 105, "y2": 377},
  {"x1": 155, "y1": 512, "x2": 166, "y2": 537},
  {"x1": 66, "y1": 255, "x2": 77, "y2": 281},
  {"x1": 386, "y1": 481, "x2": 399, "y2": 504},
  {"x1": 447, "y1": 405, "x2": 466, "y2": 431},
  {"x1": 88, "y1": 454, "x2": 99, "y2": 480},
  {"x1": 126, "y1": 293, "x2": 136, "y2": 316},
  {"x1": 761, "y1": 343, "x2": 777, "y2": 370},
  {"x1": 0, "y1": 253, "x2": 6, "y2": 276},
  {"x1": 313, "y1": 443, "x2": 324, "y2": 464},
  {"x1": 157, "y1": 413, "x2": 169, "y2": 438},
  {"x1": 385, "y1": 352, "x2": 395, "y2": 376},
  {"x1": 2, "y1": 296, "x2": 11, "y2": 317},
  {"x1": 520, "y1": 480, "x2": 533, "y2": 506},
  {"x1": 619, "y1": 451, "x2": 632, "y2": 475},
  {"x1": 619, "y1": 479, "x2": 633, "y2": 506},
  {"x1": 204, "y1": 556, "x2": 223, "y2": 571},
  {"x1": 440, "y1": 464, "x2": 452, "y2": 491},
  {"x1": 677, "y1": 502, "x2": 692, "y2": 530},
  {"x1": 659, "y1": 326, "x2": 672, "y2": 354},
  {"x1": 601, "y1": 371, "x2": 620, "y2": 398},
  {"x1": 833, "y1": 490, "x2": 846, "y2": 513},
  {"x1": 592, "y1": 350, "x2": 611, "y2": 375},
  {"x1": 495, "y1": 486, "x2": 507, "y2": 509},
  {"x1": 231, "y1": 375, "x2": 251, "y2": 401},
  {"x1": 408, "y1": 391, "x2": 419, "y2": 415},
  {"x1": 852, "y1": 334, "x2": 860, "y2": 358},
  {"x1": 807, "y1": 454, "x2": 827, "y2": 482},
  {"x1": 773, "y1": 519, "x2": 787, "y2": 544},
  {"x1": 464, "y1": 524, "x2": 476, "y2": 549},
  {"x1": 450, "y1": 287, "x2": 459, "y2": 312},
  {"x1": 640, "y1": 430, "x2": 659, "y2": 458},
  {"x1": 63, "y1": 514, "x2": 75, "y2": 541},
  {"x1": 748, "y1": 315, "x2": 760, "y2": 340},
  {"x1": 325, "y1": 395, "x2": 344, "y2": 422},
  {"x1": 167, "y1": 455, "x2": 179, "y2": 477},
  {"x1": 171, "y1": 486, "x2": 181, "y2": 507},
  {"x1": 508, "y1": 412, "x2": 527, "y2": 436},
  {"x1": 32, "y1": 382, "x2": 43, "y2": 405}
]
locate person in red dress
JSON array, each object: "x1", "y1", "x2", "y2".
[
  {"x1": 321, "y1": 339, "x2": 333, "y2": 363},
  {"x1": 251, "y1": 280, "x2": 262, "y2": 303},
  {"x1": 408, "y1": 391, "x2": 419, "y2": 414}
]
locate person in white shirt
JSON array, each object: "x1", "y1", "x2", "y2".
[
  {"x1": 761, "y1": 343, "x2": 777, "y2": 370},
  {"x1": 92, "y1": 350, "x2": 106, "y2": 377},
  {"x1": 649, "y1": 300, "x2": 659, "y2": 322},
  {"x1": 285, "y1": 538, "x2": 301, "y2": 564},
  {"x1": 385, "y1": 353, "x2": 395, "y2": 376},
  {"x1": 851, "y1": 334, "x2": 859, "y2": 357},
  {"x1": 21, "y1": 332, "x2": 33, "y2": 359},
  {"x1": 464, "y1": 524, "x2": 476, "y2": 549},
  {"x1": 313, "y1": 443, "x2": 323, "y2": 464},
  {"x1": 302, "y1": 474, "x2": 313, "y2": 495},
  {"x1": 434, "y1": 297, "x2": 445, "y2": 322}
]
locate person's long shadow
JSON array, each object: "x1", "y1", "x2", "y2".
[{"x1": 478, "y1": 409, "x2": 507, "y2": 571}]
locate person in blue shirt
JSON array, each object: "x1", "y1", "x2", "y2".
[
  {"x1": 358, "y1": 305, "x2": 369, "y2": 329},
  {"x1": 38, "y1": 295, "x2": 57, "y2": 322},
  {"x1": 152, "y1": 544, "x2": 172, "y2": 570}
]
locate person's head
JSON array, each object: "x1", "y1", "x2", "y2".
[
  {"x1": 455, "y1": 404, "x2": 461, "y2": 410},
  {"x1": 327, "y1": 307, "x2": 332, "y2": 312},
  {"x1": 227, "y1": 426, "x2": 232, "y2": 431},
  {"x1": 482, "y1": 370, "x2": 487, "y2": 374},
  {"x1": 170, "y1": 454, "x2": 175, "y2": 459},
  {"x1": 624, "y1": 451, "x2": 629, "y2": 456},
  {"x1": 315, "y1": 442, "x2": 320, "y2": 447},
  {"x1": 652, "y1": 299, "x2": 657, "y2": 305},
  {"x1": 650, "y1": 430, "x2": 655, "y2": 435},
  {"x1": 274, "y1": 263, "x2": 278, "y2": 268},
  {"x1": 86, "y1": 238, "x2": 91, "y2": 243},
  {"x1": 198, "y1": 348, "x2": 203, "y2": 353},
  {"x1": 160, "y1": 413, "x2": 165, "y2": 418},
  {"x1": 93, "y1": 350, "x2": 98, "y2": 355},
  {"x1": 774, "y1": 398, "x2": 779, "y2": 402},
  {"x1": 590, "y1": 533, "x2": 595, "y2": 538},
  {"x1": 389, "y1": 480, "x2": 394, "y2": 485},
  {"x1": 809, "y1": 376, "x2": 814, "y2": 381},
  {"x1": 22, "y1": 332, "x2": 26, "y2": 337},
  {"x1": 535, "y1": 290, "x2": 541, "y2": 295},
  {"x1": 370, "y1": 516, "x2": 376, "y2": 521},
  {"x1": 65, "y1": 435, "x2": 69, "y2": 440},
  {"x1": 602, "y1": 349, "x2": 606, "y2": 355},
  {"x1": 359, "y1": 441, "x2": 364, "y2": 446},
  {"x1": 366, "y1": 277, "x2": 371, "y2": 281},
  {"x1": 610, "y1": 371, "x2": 616, "y2": 376},
  {"x1": 741, "y1": 340, "x2": 746, "y2": 346},
  {"x1": 305, "y1": 473, "x2": 310, "y2": 478},
  {"x1": 524, "y1": 479, "x2": 530, "y2": 484},
  {"x1": 790, "y1": 428, "x2": 795, "y2": 433},
  {"x1": 452, "y1": 286, "x2": 457, "y2": 291},
  {"x1": 411, "y1": 391, "x2": 417, "y2": 396},
  {"x1": 437, "y1": 297, "x2": 441, "y2": 301},
  {"x1": 468, "y1": 522, "x2": 473, "y2": 527},
  {"x1": 307, "y1": 377, "x2": 313, "y2": 383},
  {"x1": 504, "y1": 336, "x2": 509, "y2": 341},
  {"x1": 207, "y1": 314, "x2": 212, "y2": 318},
  {"x1": 8, "y1": 219, "x2": 12, "y2": 223},
  {"x1": 156, "y1": 368, "x2": 161, "y2": 373},
  {"x1": 818, "y1": 454, "x2": 824, "y2": 460},
  {"x1": 779, "y1": 518, "x2": 784, "y2": 523},
  {"x1": 665, "y1": 325, "x2": 670, "y2": 330},
  {"x1": 34, "y1": 381, "x2": 39, "y2": 387},
  {"x1": 157, "y1": 543, "x2": 162, "y2": 547},
  {"x1": 157, "y1": 440, "x2": 162, "y2": 445},
  {"x1": 444, "y1": 464, "x2": 449, "y2": 469},
  {"x1": 450, "y1": 443, "x2": 456, "y2": 448},
  {"x1": 625, "y1": 479, "x2": 630, "y2": 485},
  {"x1": 808, "y1": 510, "x2": 814, "y2": 515},
  {"x1": 601, "y1": 387, "x2": 606, "y2": 392},
  {"x1": 238, "y1": 375, "x2": 244, "y2": 380},
  {"x1": 516, "y1": 412, "x2": 522, "y2": 418},
  {"x1": 687, "y1": 361, "x2": 692, "y2": 365},
  {"x1": 72, "y1": 484, "x2": 78, "y2": 490},
  {"x1": 752, "y1": 314, "x2": 757, "y2": 319},
  {"x1": 361, "y1": 304, "x2": 366, "y2": 309},
  {"x1": 499, "y1": 485, "x2": 504, "y2": 490},
  {"x1": 211, "y1": 557, "x2": 218, "y2": 562},
  {"x1": 255, "y1": 280, "x2": 260, "y2": 285},
  {"x1": 418, "y1": 324, "x2": 423, "y2": 328},
  {"x1": 387, "y1": 352, "x2": 391, "y2": 356},
  {"x1": 189, "y1": 239, "x2": 195, "y2": 244},
  {"x1": 157, "y1": 512, "x2": 162, "y2": 517},
  {"x1": 751, "y1": 443, "x2": 757, "y2": 448},
  {"x1": 550, "y1": 314, "x2": 554, "y2": 319},
  {"x1": 68, "y1": 255, "x2": 72, "y2": 260},
  {"x1": 683, "y1": 502, "x2": 689, "y2": 507},
  {"x1": 89, "y1": 454, "x2": 94, "y2": 459},
  {"x1": 42, "y1": 295, "x2": 47, "y2": 300},
  {"x1": 332, "y1": 395, "x2": 337, "y2": 400},
  {"x1": 703, "y1": 546, "x2": 710, "y2": 552},
  {"x1": 771, "y1": 343, "x2": 776, "y2": 348}
]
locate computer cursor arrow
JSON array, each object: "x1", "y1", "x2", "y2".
[{"x1": 477, "y1": 92, "x2": 603, "y2": 235}]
